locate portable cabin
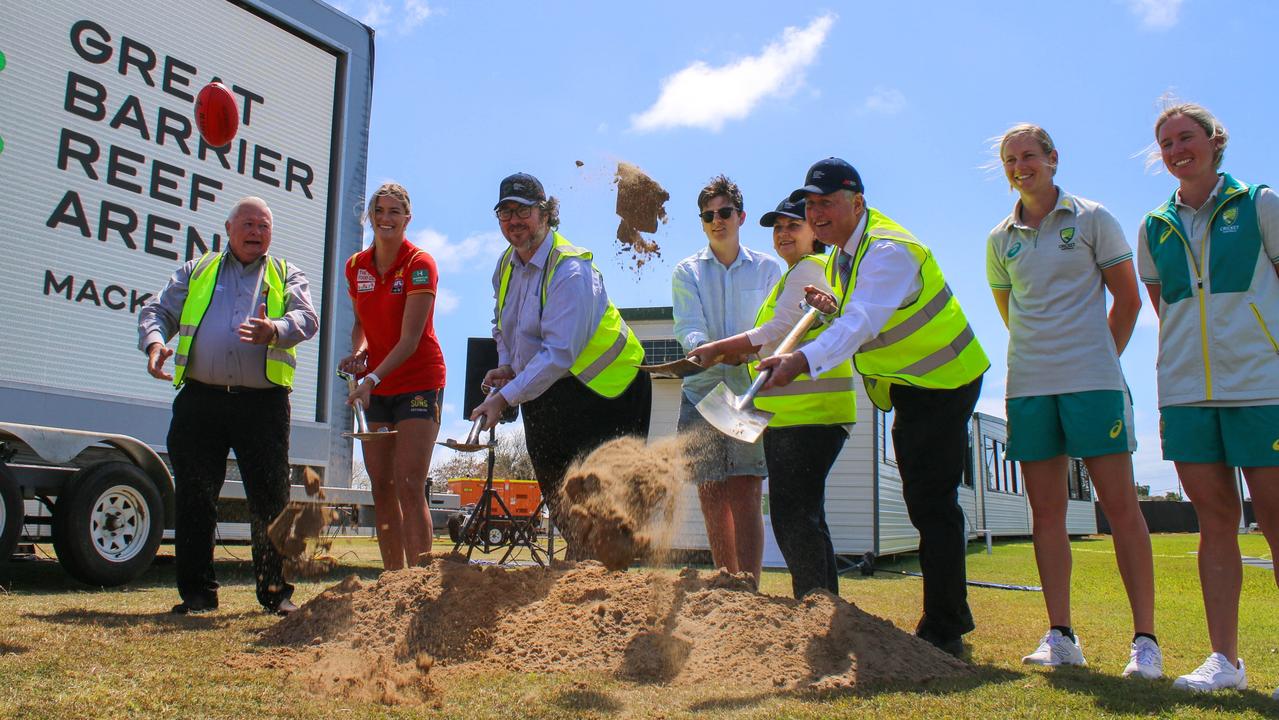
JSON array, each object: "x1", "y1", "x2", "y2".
[{"x1": 622, "y1": 307, "x2": 1097, "y2": 564}]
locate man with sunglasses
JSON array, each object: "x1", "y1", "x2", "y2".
[
  {"x1": 757, "y1": 158, "x2": 989, "y2": 657},
  {"x1": 672, "y1": 175, "x2": 782, "y2": 585},
  {"x1": 471, "y1": 172, "x2": 651, "y2": 560}
]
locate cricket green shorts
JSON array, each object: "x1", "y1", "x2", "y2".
[
  {"x1": 1160, "y1": 404, "x2": 1279, "y2": 467},
  {"x1": 1006, "y1": 389, "x2": 1136, "y2": 462}
]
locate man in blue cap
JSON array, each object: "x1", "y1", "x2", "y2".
[
  {"x1": 758, "y1": 158, "x2": 989, "y2": 657},
  {"x1": 471, "y1": 172, "x2": 651, "y2": 560}
]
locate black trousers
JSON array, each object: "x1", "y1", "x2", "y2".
[
  {"x1": 521, "y1": 373, "x2": 652, "y2": 558},
  {"x1": 764, "y1": 425, "x2": 848, "y2": 599},
  {"x1": 167, "y1": 382, "x2": 293, "y2": 609},
  {"x1": 890, "y1": 375, "x2": 983, "y2": 639}
]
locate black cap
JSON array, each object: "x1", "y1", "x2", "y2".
[
  {"x1": 759, "y1": 198, "x2": 806, "y2": 227},
  {"x1": 789, "y1": 158, "x2": 863, "y2": 201},
  {"x1": 494, "y1": 172, "x2": 546, "y2": 210}
]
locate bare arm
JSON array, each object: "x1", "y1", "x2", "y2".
[
  {"x1": 1143, "y1": 283, "x2": 1161, "y2": 320},
  {"x1": 991, "y1": 288, "x2": 1010, "y2": 328},
  {"x1": 1101, "y1": 260, "x2": 1141, "y2": 355}
]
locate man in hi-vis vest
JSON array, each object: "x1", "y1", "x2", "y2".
[
  {"x1": 758, "y1": 159, "x2": 989, "y2": 658},
  {"x1": 139, "y1": 196, "x2": 318, "y2": 616},
  {"x1": 471, "y1": 173, "x2": 651, "y2": 560}
]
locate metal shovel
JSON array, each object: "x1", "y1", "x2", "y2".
[
  {"x1": 438, "y1": 387, "x2": 497, "y2": 453},
  {"x1": 336, "y1": 369, "x2": 396, "y2": 441},
  {"x1": 639, "y1": 356, "x2": 712, "y2": 379},
  {"x1": 694, "y1": 306, "x2": 821, "y2": 443}
]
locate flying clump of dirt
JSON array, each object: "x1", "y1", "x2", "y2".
[
  {"x1": 559, "y1": 435, "x2": 689, "y2": 571},
  {"x1": 247, "y1": 559, "x2": 974, "y2": 706},
  {"x1": 268, "y1": 467, "x2": 339, "y2": 577},
  {"x1": 614, "y1": 162, "x2": 668, "y2": 271}
]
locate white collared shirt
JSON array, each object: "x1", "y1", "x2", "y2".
[{"x1": 801, "y1": 211, "x2": 923, "y2": 377}]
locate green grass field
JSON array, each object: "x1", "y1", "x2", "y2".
[{"x1": 1, "y1": 534, "x2": 1276, "y2": 719}]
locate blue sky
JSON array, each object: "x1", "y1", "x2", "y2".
[{"x1": 334, "y1": 0, "x2": 1279, "y2": 495}]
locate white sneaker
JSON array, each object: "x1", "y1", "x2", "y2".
[
  {"x1": 1122, "y1": 636, "x2": 1164, "y2": 679},
  {"x1": 1022, "y1": 629, "x2": 1086, "y2": 667},
  {"x1": 1172, "y1": 652, "x2": 1247, "y2": 692}
]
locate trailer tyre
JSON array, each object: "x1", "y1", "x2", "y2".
[
  {"x1": 52, "y1": 462, "x2": 163, "y2": 587},
  {"x1": 0, "y1": 465, "x2": 22, "y2": 562},
  {"x1": 446, "y1": 513, "x2": 465, "y2": 543},
  {"x1": 483, "y1": 522, "x2": 508, "y2": 546}
]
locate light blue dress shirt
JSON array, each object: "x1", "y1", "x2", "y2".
[{"x1": 672, "y1": 245, "x2": 782, "y2": 403}]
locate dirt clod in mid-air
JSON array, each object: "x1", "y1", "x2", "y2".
[
  {"x1": 614, "y1": 162, "x2": 668, "y2": 271},
  {"x1": 559, "y1": 436, "x2": 688, "y2": 571},
  {"x1": 247, "y1": 560, "x2": 974, "y2": 706}
]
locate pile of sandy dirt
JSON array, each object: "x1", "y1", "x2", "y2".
[
  {"x1": 559, "y1": 436, "x2": 688, "y2": 570},
  {"x1": 614, "y1": 162, "x2": 668, "y2": 270},
  {"x1": 247, "y1": 559, "x2": 972, "y2": 705}
]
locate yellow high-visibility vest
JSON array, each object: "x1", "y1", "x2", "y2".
[
  {"x1": 829, "y1": 209, "x2": 988, "y2": 410},
  {"x1": 173, "y1": 252, "x2": 296, "y2": 388},
  {"x1": 747, "y1": 254, "x2": 856, "y2": 427},
  {"x1": 496, "y1": 232, "x2": 643, "y2": 398}
]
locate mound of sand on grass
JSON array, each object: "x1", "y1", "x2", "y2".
[{"x1": 245, "y1": 560, "x2": 973, "y2": 705}]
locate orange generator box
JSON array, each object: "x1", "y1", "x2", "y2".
[{"x1": 447, "y1": 478, "x2": 542, "y2": 517}]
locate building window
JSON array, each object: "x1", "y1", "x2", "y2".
[
  {"x1": 878, "y1": 408, "x2": 896, "y2": 466},
  {"x1": 640, "y1": 338, "x2": 683, "y2": 365},
  {"x1": 983, "y1": 437, "x2": 1020, "y2": 495},
  {"x1": 1068, "y1": 459, "x2": 1093, "y2": 501}
]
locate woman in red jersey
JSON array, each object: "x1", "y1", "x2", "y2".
[{"x1": 341, "y1": 183, "x2": 446, "y2": 570}]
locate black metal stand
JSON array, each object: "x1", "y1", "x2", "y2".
[{"x1": 451, "y1": 426, "x2": 550, "y2": 567}]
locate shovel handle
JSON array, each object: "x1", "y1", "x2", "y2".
[
  {"x1": 337, "y1": 368, "x2": 372, "y2": 435},
  {"x1": 738, "y1": 307, "x2": 822, "y2": 409}
]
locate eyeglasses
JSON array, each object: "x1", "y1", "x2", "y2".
[
  {"x1": 495, "y1": 205, "x2": 535, "y2": 221},
  {"x1": 699, "y1": 207, "x2": 739, "y2": 223}
]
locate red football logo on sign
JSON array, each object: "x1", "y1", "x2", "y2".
[{"x1": 194, "y1": 81, "x2": 239, "y2": 147}]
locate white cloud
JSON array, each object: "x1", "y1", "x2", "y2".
[
  {"x1": 1126, "y1": 0, "x2": 1183, "y2": 30},
  {"x1": 411, "y1": 229, "x2": 506, "y2": 273},
  {"x1": 862, "y1": 86, "x2": 906, "y2": 116},
  {"x1": 335, "y1": 0, "x2": 433, "y2": 36},
  {"x1": 630, "y1": 14, "x2": 836, "y2": 133},
  {"x1": 434, "y1": 287, "x2": 460, "y2": 315}
]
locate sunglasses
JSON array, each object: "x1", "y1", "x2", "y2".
[
  {"x1": 699, "y1": 207, "x2": 739, "y2": 223},
  {"x1": 495, "y1": 204, "x2": 535, "y2": 221}
]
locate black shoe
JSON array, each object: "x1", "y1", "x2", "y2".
[
  {"x1": 171, "y1": 597, "x2": 218, "y2": 615},
  {"x1": 916, "y1": 628, "x2": 965, "y2": 658},
  {"x1": 268, "y1": 598, "x2": 299, "y2": 617}
]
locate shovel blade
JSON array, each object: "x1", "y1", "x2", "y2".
[
  {"x1": 436, "y1": 440, "x2": 491, "y2": 453},
  {"x1": 638, "y1": 357, "x2": 707, "y2": 379},
  {"x1": 694, "y1": 382, "x2": 772, "y2": 443},
  {"x1": 344, "y1": 430, "x2": 396, "y2": 441}
]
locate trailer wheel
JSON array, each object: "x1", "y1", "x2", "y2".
[
  {"x1": 483, "y1": 522, "x2": 508, "y2": 546},
  {"x1": 0, "y1": 465, "x2": 22, "y2": 562},
  {"x1": 52, "y1": 462, "x2": 163, "y2": 587}
]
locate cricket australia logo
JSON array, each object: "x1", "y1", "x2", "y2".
[
  {"x1": 1219, "y1": 206, "x2": 1240, "y2": 234},
  {"x1": 1058, "y1": 227, "x2": 1077, "y2": 250}
]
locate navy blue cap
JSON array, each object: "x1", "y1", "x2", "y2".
[
  {"x1": 759, "y1": 198, "x2": 806, "y2": 227},
  {"x1": 789, "y1": 158, "x2": 864, "y2": 201},
  {"x1": 494, "y1": 172, "x2": 546, "y2": 210}
]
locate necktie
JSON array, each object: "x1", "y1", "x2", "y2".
[{"x1": 837, "y1": 251, "x2": 853, "y2": 288}]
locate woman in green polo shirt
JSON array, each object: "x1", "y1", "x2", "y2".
[
  {"x1": 986, "y1": 124, "x2": 1158, "y2": 678},
  {"x1": 1138, "y1": 103, "x2": 1279, "y2": 695}
]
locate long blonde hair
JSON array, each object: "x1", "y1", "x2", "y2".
[{"x1": 1152, "y1": 102, "x2": 1228, "y2": 170}]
